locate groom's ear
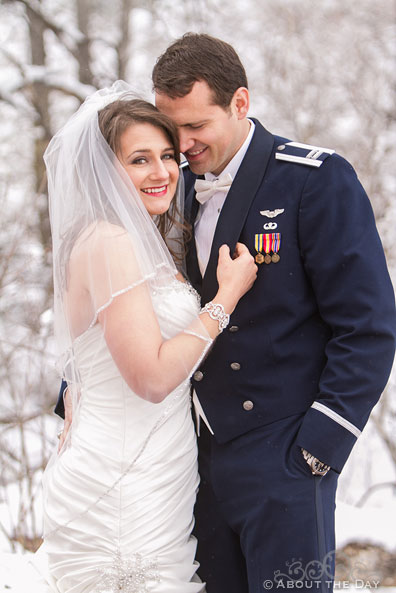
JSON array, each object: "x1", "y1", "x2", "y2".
[{"x1": 231, "y1": 87, "x2": 250, "y2": 120}]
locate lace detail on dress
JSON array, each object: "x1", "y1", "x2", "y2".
[
  {"x1": 152, "y1": 277, "x2": 201, "y2": 307},
  {"x1": 96, "y1": 550, "x2": 160, "y2": 592}
]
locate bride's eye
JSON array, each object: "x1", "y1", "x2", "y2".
[
  {"x1": 131, "y1": 157, "x2": 147, "y2": 165},
  {"x1": 162, "y1": 152, "x2": 175, "y2": 161}
]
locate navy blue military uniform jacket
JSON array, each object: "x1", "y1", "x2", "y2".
[{"x1": 185, "y1": 118, "x2": 396, "y2": 473}]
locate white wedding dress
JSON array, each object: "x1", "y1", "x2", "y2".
[{"x1": 26, "y1": 279, "x2": 206, "y2": 593}]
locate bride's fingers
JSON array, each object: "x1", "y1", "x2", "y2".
[
  {"x1": 57, "y1": 418, "x2": 72, "y2": 453},
  {"x1": 58, "y1": 428, "x2": 65, "y2": 453},
  {"x1": 233, "y1": 242, "x2": 250, "y2": 259}
]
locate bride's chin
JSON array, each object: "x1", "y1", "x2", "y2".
[
  {"x1": 147, "y1": 204, "x2": 172, "y2": 217},
  {"x1": 146, "y1": 197, "x2": 174, "y2": 216}
]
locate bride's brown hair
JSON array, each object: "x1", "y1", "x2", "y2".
[{"x1": 98, "y1": 99, "x2": 191, "y2": 266}]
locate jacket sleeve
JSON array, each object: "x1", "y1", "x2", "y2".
[
  {"x1": 54, "y1": 380, "x2": 67, "y2": 419},
  {"x1": 295, "y1": 154, "x2": 396, "y2": 472}
]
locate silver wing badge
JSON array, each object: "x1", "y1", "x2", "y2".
[{"x1": 260, "y1": 208, "x2": 285, "y2": 218}]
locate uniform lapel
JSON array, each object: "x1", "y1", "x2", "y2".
[
  {"x1": 185, "y1": 181, "x2": 202, "y2": 293},
  {"x1": 201, "y1": 120, "x2": 274, "y2": 303}
]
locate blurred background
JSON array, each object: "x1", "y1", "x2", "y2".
[{"x1": 0, "y1": 0, "x2": 395, "y2": 586}]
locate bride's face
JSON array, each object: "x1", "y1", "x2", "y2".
[{"x1": 118, "y1": 122, "x2": 179, "y2": 216}]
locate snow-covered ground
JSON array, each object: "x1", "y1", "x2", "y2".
[{"x1": 336, "y1": 501, "x2": 396, "y2": 552}]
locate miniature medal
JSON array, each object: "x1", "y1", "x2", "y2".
[
  {"x1": 263, "y1": 233, "x2": 273, "y2": 264},
  {"x1": 271, "y1": 233, "x2": 281, "y2": 263},
  {"x1": 254, "y1": 234, "x2": 265, "y2": 264}
]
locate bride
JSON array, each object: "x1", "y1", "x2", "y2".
[{"x1": 26, "y1": 82, "x2": 257, "y2": 592}]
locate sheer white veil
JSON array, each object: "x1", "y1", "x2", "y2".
[{"x1": 46, "y1": 81, "x2": 185, "y2": 395}]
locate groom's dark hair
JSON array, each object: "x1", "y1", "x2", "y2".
[{"x1": 152, "y1": 33, "x2": 248, "y2": 109}]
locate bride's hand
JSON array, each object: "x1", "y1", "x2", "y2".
[{"x1": 215, "y1": 242, "x2": 257, "y2": 313}]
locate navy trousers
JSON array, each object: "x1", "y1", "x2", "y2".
[{"x1": 194, "y1": 414, "x2": 339, "y2": 593}]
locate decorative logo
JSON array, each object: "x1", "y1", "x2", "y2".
[{"x1": 262, "y1": 551, "x2": 383, "y2": 591}]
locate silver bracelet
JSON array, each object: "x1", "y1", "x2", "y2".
[{"x1": 200, "y1": 301, "x2": 230, "y2": 333}]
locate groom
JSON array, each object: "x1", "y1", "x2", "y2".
[{"x1": 152, "y1": 33, "x2": 396, "y2": 592}]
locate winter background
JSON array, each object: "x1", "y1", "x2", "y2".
[{"x1": 0, "y1": 0, "x2": 395, "y2": 590}]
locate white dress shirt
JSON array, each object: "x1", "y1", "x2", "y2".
[{"x1": 194, "y1": 119, "x2": 255, "y2": 276}]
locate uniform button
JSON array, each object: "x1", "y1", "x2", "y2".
[
  {"x1": 193, "y1": 371, "x2": 204, "y2": 381},
  {"x1": 230, "y1": 362, "x2": 241, "y2": 371},
  {"x1": 277, "y1": 144, "x2": 286, "y2": 151},
  {"x1": 243, "y1": 400, "x2": 254, "y2": 411},
  {"x1": 229, "y1": 325, "x2": 239, "y2": 333}
]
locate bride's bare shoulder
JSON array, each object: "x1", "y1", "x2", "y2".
[
  {"x1": 87, "y1": 220, "x2": 128, "y2": 240},
  {"x1": 69, "y1": 222, "x2": 134, "y2": 268},
  {"x1": 74, "y1": 221, "x2": 129, "y2": 249}
]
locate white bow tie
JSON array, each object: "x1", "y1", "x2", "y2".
[{"x1": 194, "y1": 173, "x2": 233, "y2": 205}]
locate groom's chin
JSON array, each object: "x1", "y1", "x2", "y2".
[{"x1": 186, "y1": 161, "x2": 206, "y2": 175}]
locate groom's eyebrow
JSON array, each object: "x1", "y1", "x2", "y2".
[{"x1": 179, "y1": 119, "x2": 208, "y2": 128}]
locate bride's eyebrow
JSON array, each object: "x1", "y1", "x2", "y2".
[
  {"x1": 126, "y1": 149, "x2": 151, "y2": 159},
  {"x1": 126, "y1": 147, "x2": 174, "y2": 159}
]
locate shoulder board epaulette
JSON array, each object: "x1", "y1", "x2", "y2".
[
  {"x1": 180, "y1": 160, "x2": 189, "y2": 169},
  {"x1": 275, "y1": 141, "x2": 335, "y2": 168}
]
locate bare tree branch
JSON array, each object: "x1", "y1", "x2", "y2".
[
  {"x1": 356, "y1": 482, "x2": 396, "y2": 508},
  {"x1": 5, "y1": 0, "x2": 86, "y2": 57},
  {"x1": 116, "y1": 0, "x2": 133, "y2": 80},
  {"x1": 75, "y1": 0, "x2": 94, "y2": 86}
]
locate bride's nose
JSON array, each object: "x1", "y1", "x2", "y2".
[{"x1": 149, "y1": 159, "x2": 169, "y2": 180}]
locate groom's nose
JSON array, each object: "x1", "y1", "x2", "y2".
[{"x1": 178, "y1": 130, "x2": 195, "y2": 154}]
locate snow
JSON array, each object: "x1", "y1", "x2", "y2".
[{"x1": 336, "y1": 501, "x2": 396, "y2": 552}]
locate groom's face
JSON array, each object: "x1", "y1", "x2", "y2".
[{"x1": 155, "y1": 81, "x2": 248, "y2": 177}]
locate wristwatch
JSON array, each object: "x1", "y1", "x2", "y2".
[{"x1": 301, "y1": 448, "x2": 331, "y2": 476}]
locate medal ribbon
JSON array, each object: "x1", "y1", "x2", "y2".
[
  {"x1": 272, "y1": 233, "x2": 281, "y2": 253},
  {"x1": 255, "y1": 233, "x2": 282, "y2": 256},
  {"x1": 263, "y1": 233, "x2": 273, "y2": 254},
  {"x1": 254, "y1": 234, "x2": 263, "y2": 254}
]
